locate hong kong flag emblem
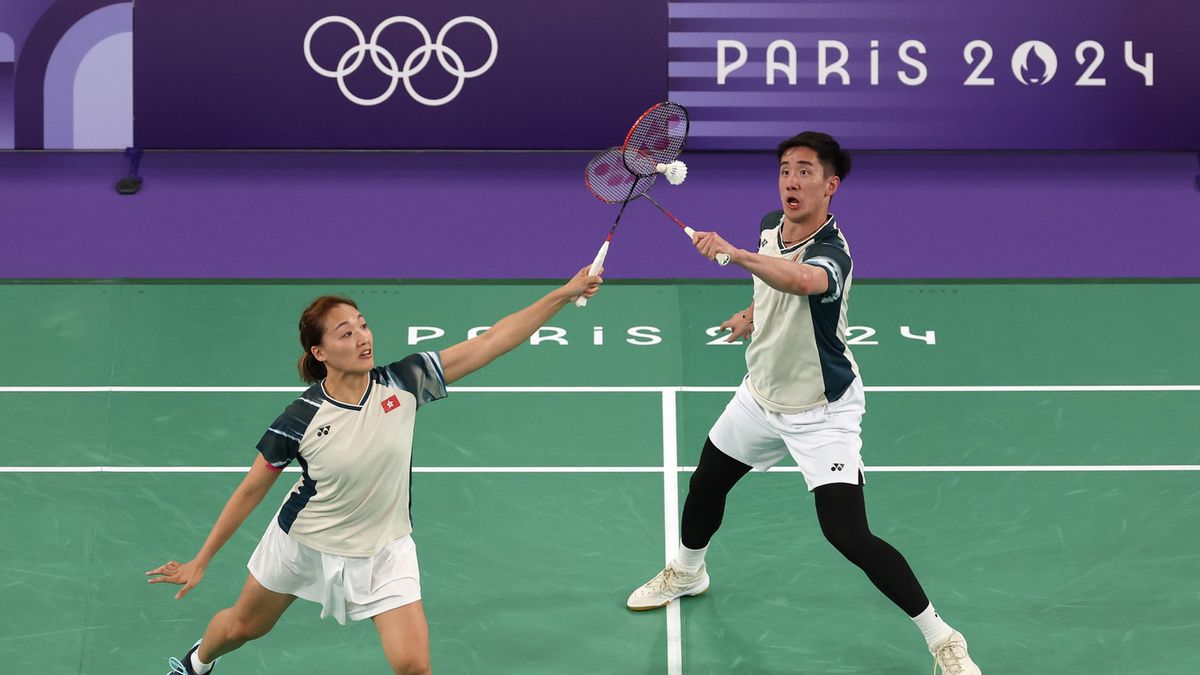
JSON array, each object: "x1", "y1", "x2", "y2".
[{"x1": 381, "y1": 395, "x2": 401, "y2": 413}]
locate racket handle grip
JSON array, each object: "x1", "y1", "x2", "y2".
[
  {"x1": 576, "y1": 240, "x2": 609, "y2": 308},
  {"x1": 683, "y1": 227, "x2": 731, "y2": 266}
]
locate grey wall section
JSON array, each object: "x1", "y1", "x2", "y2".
[{"x1": 1, "y1": 151, "x2": 1197, "y2": 279}]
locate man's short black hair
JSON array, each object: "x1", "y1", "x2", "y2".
[{"x1": 776, "y1": 131, "x2": 852, "y2": 181}]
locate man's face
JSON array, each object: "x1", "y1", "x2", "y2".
[{"x1": 778, "y1": 146, "x2": 838, "y2": 225}]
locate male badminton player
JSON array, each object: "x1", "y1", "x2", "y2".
[
  {"x1": 148, "y1": 267, "x2": 602, "y2": 675},
  {"x1": 626, "y1": 132, "x2": 982, "y2": 675}
]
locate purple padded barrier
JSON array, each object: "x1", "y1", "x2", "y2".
[
  {"x1": 11, "y1": 0, "x2": 126, "y2": 149},
  {"x1": 0, "y1": 151, "x2": 1196, "y2": 279}
]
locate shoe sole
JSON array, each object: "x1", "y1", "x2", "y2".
[{"x1": 626, "y1": 578, "x2": 711, "y2": 611}]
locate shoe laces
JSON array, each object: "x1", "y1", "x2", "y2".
[
  {"x1": 659, "y1": 566, "x2": 681, "y2": 587},
  {"x1": 931, "y1": 638, "x2": 968, "y2": 675},
  {"x1": 167, "y1": 656, "x2": 189, "y2": 675},
  {"x1": 653, "y1": 565, "x2": 694, "y2": 592}
]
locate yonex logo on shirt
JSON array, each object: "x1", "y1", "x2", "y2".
[
  {"x1": 831, "y1": 463, "x2": 845, "y2": 471},
  {"x1": 316, "y1": 425, "x2": 331, "y2": 436},
  {"x1": 381, "y1": 395, "x2": 402, "y2": 413}
]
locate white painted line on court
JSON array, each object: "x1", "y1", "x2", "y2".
[
  {"x1": 451, "y1": 386, "x2": 670, "y2": 393},
  {"x1": 0, "y1": 466, "x2": 665, "y2": 473},
  {"x1": 2, "y1": 465, "x2": 1199, "y2": 474},
  {"x1": 414, "y1": 466, "x2": 664, "y2": 473},
  {"x1": 680, "y1": 385, "x2": 1200, "y2": 393},
  {"x1": 863, "y1": 385, "x2": 1200, "y2": 393},
  {"x1": 3, "y1": 385, "x2": 1199, "y2": 393},
  {"x1": 661, "y1": 390, "x2": 684, "y2": 675},
  {"x1": 678, "y1": 465, "x2": 1200, "y2": 473},
  {"x1": 868, "y1": 464, "x2": 1200, "y2": 472},
  {"x1": 0, "y1": 386, "x2": 306, "y2": 392},
  {"x1": 0, "y1": 386, "x2": 669, "y2": 393}
]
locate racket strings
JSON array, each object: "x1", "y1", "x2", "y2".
[
  {"x1": 586, "y1": 147, "x2": 657, "y2": 204},
  {"x1": 623, "y1": 102, "x2": 688, "y2": 176}
]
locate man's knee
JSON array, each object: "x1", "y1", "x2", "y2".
[{"x1": 820, "y1": 516, "x2": 873, "y2": 558}]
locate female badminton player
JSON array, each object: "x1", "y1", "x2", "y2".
[{"x1": 148, "y1": 266, "x2": 603, "y2": 675}]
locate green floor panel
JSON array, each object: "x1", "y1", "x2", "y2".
[
  {"x1": 416, "y1": 473, "x2": 668, "y2": 675},
  {"x1": 4, "y1": 281, "x2": 1198, "y2": 388},
  {"x1": 104, "y1": 283, "x2": 689, "y2": 387},
  {"x1": 0, "y1": 393, "x2": 114, "y2": 464},
  {"x1": 3, "y1": 280, "x2": 1199, "y2": 675},
  {"x1": 0, "y1": 391, "x2": 664, "y2": 467},
  {"x1": 0, "y1": 475, "x2": 100, "y2": 675},
  {"x1": 677, "y1": 391, "x2": 1200, "y2": 467},
  {"x1": 6, "y1": 388, "x2": 1195, "y2": 469},
  {"x1": 0, "y1": 284, "x2": 121, "y2": 385},
  {"x1": 0, "y1": 473, "x2": 667, "y2": 675},
  {"x1": 677, "y1": 471, "x2": 1200, "y2": 675},
  {"x1": 413, "y1": 392, "x2": 663, "y2": 467},
  {"x1": 861, "y1": 391, "x2": 1200, "y2": 466},
  {"x1": 675, "y1": 282, "x2": 1200, "y2": 386}
]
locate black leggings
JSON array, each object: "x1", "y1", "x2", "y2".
[{"x1": 680, "y1": 437, "x2": 931, "y2": 617}]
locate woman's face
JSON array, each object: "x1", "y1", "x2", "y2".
[{"x1": 312, "y1": 303, "x2": 374, "y2": 376}]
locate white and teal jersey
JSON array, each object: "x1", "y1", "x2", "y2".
[
  {"x1": 256, "y1": 352, "x2": 447, "y2": 557},
  {"x1": 745, "y1": 211, "x2": 859, "y2": 413}
]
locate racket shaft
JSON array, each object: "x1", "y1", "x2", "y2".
[
  {"x1": 578, "y1": 177, "x2": 638, "y2": 308},
  {"x1": 644, "y1": 197, "x2": 731, "y2": 266}
]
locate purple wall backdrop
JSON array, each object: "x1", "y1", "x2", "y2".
[
  {"x1": 1, "y1": 151, "x2": 1197, "y2": 279},
  {"x1": 670, "y1": 0, "x2": 1200, "y2": 150},
  {"x1": 134, "y1": 0, "x2": 667, "y2": 149},
  {"x1": 6, "y1": 1, "x2": 1200, "y2": 150}
]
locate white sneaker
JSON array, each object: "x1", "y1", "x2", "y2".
[
  {"x1": 626, "y1": 562, "x2": 710, "y2": 611},
  {"x1": 931, "y1": 631, "x2": 981, "y2": 675}
]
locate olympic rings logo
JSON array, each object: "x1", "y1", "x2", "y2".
[{"x1": 303, "y1": 16, "x2": 498, "y2": 107}]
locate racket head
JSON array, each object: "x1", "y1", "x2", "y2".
[
  {"x1": 585, "y1": 146, "x2": 657, "y2": 204},
  {"x1": 622, "y1": 101, "x2": 689, "y2": 177}
]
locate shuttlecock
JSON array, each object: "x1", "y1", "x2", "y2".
[{"x1": 656, "y1": 160, "x2": 688, "y2": 186}]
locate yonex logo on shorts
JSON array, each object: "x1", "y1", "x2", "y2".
[
  {"x1": 316, "y1": 425, "x2": 331, "y2": 436},
  {"x1": 831, "y1": 463, "x2": 845, "y2": 471}
]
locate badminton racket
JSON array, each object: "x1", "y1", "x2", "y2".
[
  {"x1": 576, "y1": 101, "x2": 691, "y2": 308},
  {"x1": 585, "y1": 147, "x2": 730, "y2": 266}
]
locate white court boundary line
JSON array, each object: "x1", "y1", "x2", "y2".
[
  {"x1": 3, "y1": 465, "x2": 1198, "y2": 474},
  {"x1": 2, "y1": 385, "x2": 1200, "y2": 393},
  {"x1": 661, "y1": 391, "x2": 683, "y2": 675}
]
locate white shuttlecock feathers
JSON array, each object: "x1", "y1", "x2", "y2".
[{"x1": 656, "y1": 160, "x2": 688, "y2": 185}]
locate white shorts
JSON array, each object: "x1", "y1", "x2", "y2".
[
  {"x1": 247, "y1": 519, "x2": 421, "y2": 625},
  {"x1": 709, "y1": 377, "x2": 866, "y2": 491}
]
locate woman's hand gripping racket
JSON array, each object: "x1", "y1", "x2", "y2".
[
  {"x1": 586, "y1": 148, "x2": 730, "y2": 266},
  {"x1": 575, "y1": 166, "x2": 654, "y2": 308}
]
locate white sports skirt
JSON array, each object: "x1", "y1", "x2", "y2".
[{"x1": 247, "y1": 518, "x2": 421, "y2": 625}]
